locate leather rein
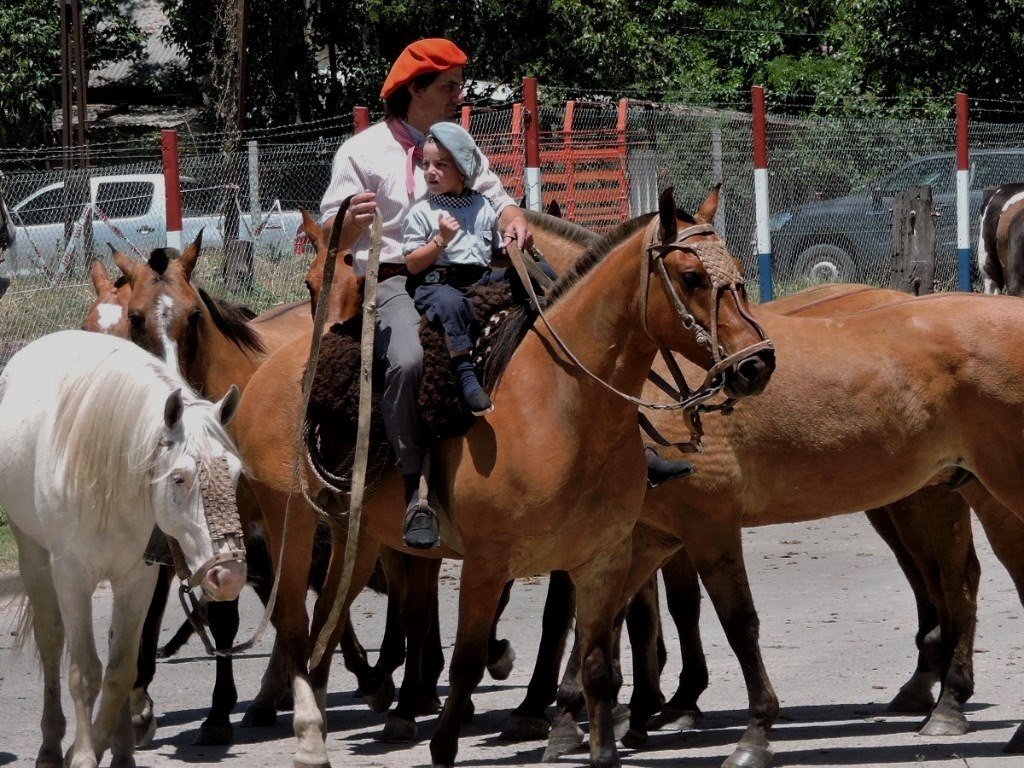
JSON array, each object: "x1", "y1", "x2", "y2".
[{"x1": 507, "y1": 218, "x2": 772, "y2": 442}]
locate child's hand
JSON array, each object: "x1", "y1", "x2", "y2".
[{"x1": 438, "y1": 213, "x2": 460, "y2": 245}]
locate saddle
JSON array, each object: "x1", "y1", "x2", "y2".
[{"x1": 304, "y1": 279, "x2": 523, "y2": 499}]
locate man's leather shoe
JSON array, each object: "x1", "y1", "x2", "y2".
[
  {"x1": 645, "y1": 447, "x2": 694, "y2": 488},
  {"x1": 403, "y1": 490, "x2": 440, "y2": 549}
]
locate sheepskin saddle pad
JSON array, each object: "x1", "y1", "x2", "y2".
[{"x1": 303, "y1": 280, "x2": 522, "y2": 493}]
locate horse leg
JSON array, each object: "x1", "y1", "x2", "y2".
[
  {"x1": 12, "y1": 526, "x2": 66, "y2": 768},
  {"x1": 684, "y1": 523, "x2": 778, "y2": 768},
  {"x1": 129, "y1": 563, "x2": 172, "y2": 748},
  {"x1": 191, "y1": 598, "x2": 241, "y2": 745},
  {"x1": 51, "y1": 559, "x2": 104, "y2": 768},
  {"x1": 883, "y1": 486, "x2": 979, "y2": 737},
  {"x1": 254, "y1": 487, "x2": 326, "y2": 768},
  {"x1": 381, "y1": 556, "x2": 444, "y2": 742},
  {"x1": 655, "y1": 546, "x2": 709, "y2": 730},
  {"x1": 97, "y1": 563, "x2": 160, "y2": 768},
  {"x1": 242, "y1": 523, "x2": 297, "y2": 726},
  {"x1": 501, "y1": 570, "x2": 575, "y2": 742},
  {"x1": 566, "y1": 548, "x2": 635, "y2": 768},
  {"x1": 622, "y1": 574, "x2": 665, "y2": 748},
  {"x1": 863, "y1": 506, "x2": 942, "y2": 713},
  {"x1": 306, "y1": 523, "x2": 383, "y2": 741},
  {"x1": 487, "y1": 580, "x2": 516, "y2": 680},
  {"x1": 429, "y1": 564, "x2": 507, "y2": 768}
]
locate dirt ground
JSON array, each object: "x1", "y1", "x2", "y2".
[{"x1": 2, "y1": 511, "x2": 1023, "y2": 768}]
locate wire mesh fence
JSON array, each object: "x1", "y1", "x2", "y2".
[{"x1": 3, "y1": 97, "x2": 1024, "y2": 366}]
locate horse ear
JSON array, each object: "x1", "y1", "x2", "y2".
[
  {"x1": 90, "y1": 259, "x2": 113, "y2": 293},
  {"x1": 546, "y1": 200, "x2": 562, "y2": 218},
  {"x1": 301, "y1": 208, "x2": 325, "y2": 255},
  {"x1": 695, "y1": 184, "x2": 721, "y2": 225},
  {"x1": 112, "y1": 248, "x2": 138, "y2": 285},
  {"x1": 180, "y1": 230, "x2": 203, "y2": 281},
  {"x1": 164, "y1": 389, "x2": 185, "y2": 431},
  {"x1": 215, "y1": 384, "x2": 241, "y2": 426},
  {"x1": 659, "y1": 187, "x2": 678, "y2": 243}
]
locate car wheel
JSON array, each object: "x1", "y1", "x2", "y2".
[{"x1": 793, "y1": 243, "x2": 860, "y2": 283}]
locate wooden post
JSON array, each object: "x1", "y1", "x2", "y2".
[{"x1": 889, "y1": 184, "x2": 937, "y2": 295}]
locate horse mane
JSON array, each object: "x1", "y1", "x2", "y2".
[
  {"x1": 53, "y1": 340, "x2": 237, "y2": 527},
  {"x1": 482, "y1": 207, "x2": 699, "y2": 391},
  {"x1": 196, "y1": 286, "x2": 265, "y2": 356},
  {"x1": 483, "y1": 213, "x2": 656, "y2": 389},
  {"x1": 524, "y1": 208, "x2": 601, "y2": 248}
]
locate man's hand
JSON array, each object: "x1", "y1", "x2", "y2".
[{"x1": 499, "y1": 208, "x2": 533, "y2": 250}]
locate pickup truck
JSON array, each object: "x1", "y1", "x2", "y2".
[{"x1": 0, "y1": 173, "x2": 303, "y2": 279}]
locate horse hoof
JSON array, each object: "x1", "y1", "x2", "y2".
[
  {"x1": 621, "y1": 727, "x2": 648, "y2": 750},
  {"x1": 886, "y1": 686, "x2": 936, "y2": 714},
  {"x1": 133, "y1": 714, "x2": 157, "y2": 749},
  {"x1": 240, "y1": 705, "x2": 278, "y2": 728},
  {"x1": 543, "y1": 719, "x2": 585, "y2": 761},
  {"x1": 35, "y1": 745, "x2": 63, "y2": 768},
  {"x1": 722, "y1": 742, "x2": 774, "y2": 768},
  {"x1": 499, "y1": 714, "x2": 550, "y2": 741},
  {"x1": 109, "y1": 755, "x2": 136, "y2": 768},
  {"x1": 415, "y1": 695, "x2": 443, "y2": 716},
  {"x1": 650, "y1": 705, "x2": 703, "y2": 732},
  {"x1": 612, "y1": 703, "x2": 631, "y2": 742},
  {"x1": 487, "y1": 639, "x2": 516, "y2": 681},
  {"x1": 192, "y1": 723, "x2": 234, "y2": 746},
  {"x1": 363, "y1": 677, "x2": 396, "y2": 714},
  {"x1": 919, "y1": 711, "x2": 969, "y2": 737},
  {"x1": 380, "y1": 714, "x2": 418, "y2": 743}
]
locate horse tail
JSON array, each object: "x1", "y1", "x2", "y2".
[{"x1": 10, "y1": 594, "x2": 34, "y2": 654}]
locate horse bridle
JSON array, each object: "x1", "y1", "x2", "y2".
[
  {"x1": 166, "y1": 454, "x2": 249, "y2": 655},
  {"x1": 507, "y1": 217, "x2": 773, "y2": 418}
]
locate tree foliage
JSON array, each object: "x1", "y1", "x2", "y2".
[
  {"x1": 4, "y1": 0, "x2": 1024, "y2": 148},
  {"x1": 0, "y1": 0, "x2": 142, "y2": 147}
]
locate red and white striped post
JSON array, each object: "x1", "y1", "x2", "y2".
[
  {"x1": 751, "y1": 86, "x2": 772, "y2": 301},
  {"x1": 522, "y1": 77, "x2": 543, "y2": 211},
  {"x1": 353, "y1": 106, "x2": 370, "y2": 134},
  {"x1": 161, "y1": 129, "x2": 183, "y2": 251},
  {"x1": 955, "y1": 92, "x2": 972, "y2": 291}
]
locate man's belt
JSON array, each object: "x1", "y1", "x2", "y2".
[{"x1": 377, "y1": 263, "x2": 409, "y2": 281}]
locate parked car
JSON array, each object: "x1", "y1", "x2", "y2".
[
  {"x1": 0, "y1": 173, "x2": 303, "y2": 278},
  {"x1": 768, "y1": 148, "x2": 1024, "y2": 283}
]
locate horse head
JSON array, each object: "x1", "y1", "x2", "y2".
[
  {"x1": 112, "y1": 233, "x2": 264, "y2": 393},
  {"x1": 155, "y1": 383, "x2": 247, "y2": 602},
  {"x1": 300, "y1": 207, "x2": 363, "y2": 330},
  {"x1": 642, "y1": 186, "x2": 775, "y2": 400},
  {"x1": 82, "y1": 256, "x2": 132, "y2": 337}
]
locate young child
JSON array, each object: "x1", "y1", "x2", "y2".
[{"x1": 402, "y1": 121, "x2": 502, "y2": 416}]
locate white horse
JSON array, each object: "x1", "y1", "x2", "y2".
[{"x1": 0, "y1": 330, "x2": 247, "y2": 768}]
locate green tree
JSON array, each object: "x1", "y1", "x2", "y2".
[{"x1": 0, "y1": 0, "x2": 142, "y2": 148}]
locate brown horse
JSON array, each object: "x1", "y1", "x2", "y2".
[
  {"x1": 534, "y1": 282, "x2": 1024, "y2": 768},
  {"x1": 231, "y1": 187, "x2": 775, "y2": 768},
  {"x1": 517, "y1": 215, "x2": 1024, "y2": 748}
]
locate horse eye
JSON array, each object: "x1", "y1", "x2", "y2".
[
  {"x1": 129, "y1": 311, "x2": 145, "y2": 329},
  {"x1": 172, "y1": 472, "x2": 185, "y2": 485},
  {"x1": 681, "y1": 271, "x2": 703, "y2": 288}
]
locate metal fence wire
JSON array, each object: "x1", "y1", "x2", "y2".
[{"x1": 3, "y1": 102, "x2": 1024, "y2": 365}]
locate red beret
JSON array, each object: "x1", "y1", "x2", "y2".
[{"x1": 380, "y1": 39, "x2": 468, "y2": 99}]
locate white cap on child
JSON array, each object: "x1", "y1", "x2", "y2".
[{"x1": 428, "y1": 122, "x2": 485, "y2": 184}]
